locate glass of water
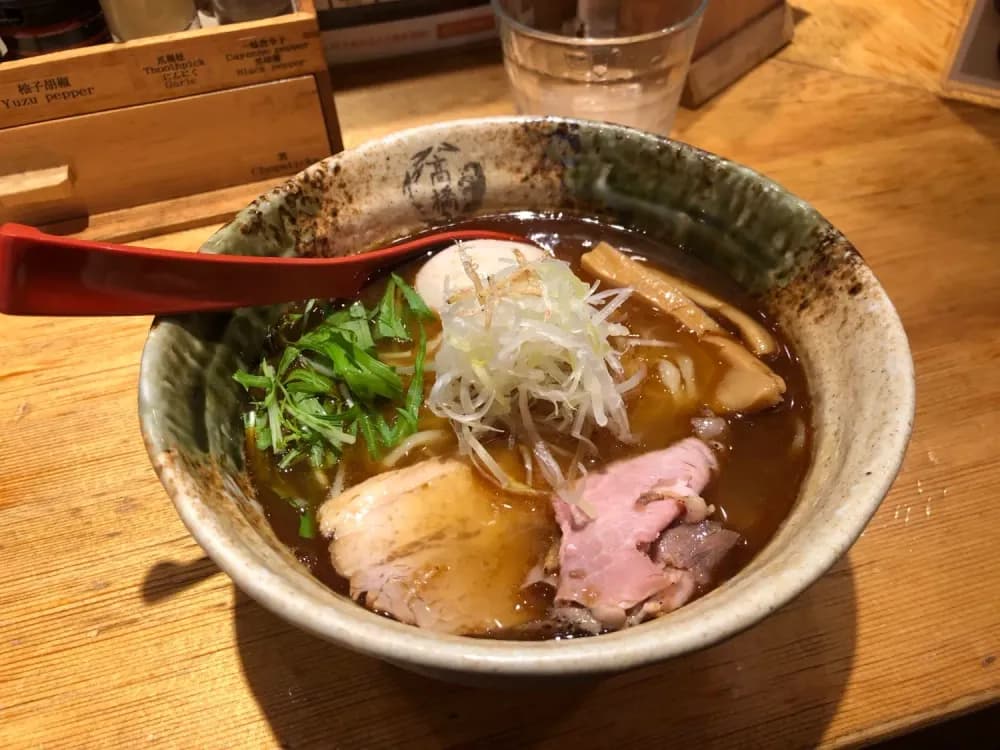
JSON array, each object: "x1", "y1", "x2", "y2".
[{"x1": 492, "y1": 0, "x2": 707, "y2": 136}]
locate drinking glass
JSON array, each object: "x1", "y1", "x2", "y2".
[
  {"x1": 492, "y1": 0, "x2": 707, "y2": 136},
  {"x1": 99, "y1": 0, "x2": 198, "y2": 40}
]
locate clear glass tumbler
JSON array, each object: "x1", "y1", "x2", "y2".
[
  {"x1": 99, "y1": 0, "x2": 199, "y2": 40},
  {"x1": 492, "y1": 0, "x2": 707, "y2": 136}
]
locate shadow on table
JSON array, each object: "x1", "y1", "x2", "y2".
[
  {"x1": 873, "y1": 704, "x2": 1000, "y2": 749},
  {"x1": 141, "y1": 556, "x2": 219, "y2": 603},
  {"x1": 942, "y1": 99, "x2": 1000, "y2": 146},
  {"x1": 233, "y1": 556, "x2": 858, "y2": 749},
  {"x1": 789, "y1": 5, "x2": 811, "y2": 26}
]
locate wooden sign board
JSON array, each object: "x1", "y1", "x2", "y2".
[
  {"x1": 0, "y1": 2, "x2": 330, "y2": 129},
  {"x1": 942, "y1": 0, "x2": 1000, "y2": 108},
  {"x1": 0, "y1": 0, "x2": 342, "y2": 227}
]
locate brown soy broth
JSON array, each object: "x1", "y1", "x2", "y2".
[
  {"x1": 246, "y1": 433, "x2": 349, "y2": 595},
  {"x1": 447, "y1": 214, "x2": 812, "y2": 565},
  {"x1": 244, "y1": 212, "x2": 812, "y2": 634}
]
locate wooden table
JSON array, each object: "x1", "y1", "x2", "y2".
[{"x1": 2, "y1": 2, "x2": 997, "y2": 747}]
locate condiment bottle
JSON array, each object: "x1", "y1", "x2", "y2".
[{"x1": 98, "y1": 0, "x2": 199, "y2": 41}]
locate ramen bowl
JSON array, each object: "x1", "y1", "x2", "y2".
[{"x1": 138, "y1": 117, "x2": 913, "y2": 683}]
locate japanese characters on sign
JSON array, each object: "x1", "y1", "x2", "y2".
[
  {"x1": 228, "y1": 35, "x2": 309, "y2": 76},
  {"x1": 142, "y1": 51, "x2": 207, "y2": 90},
  {"x1": 0, "y1": 27, "x2": 320, "y2": 121},
  {"x1": 2, "y1": 75, "x2": 94, "y2": 111}
]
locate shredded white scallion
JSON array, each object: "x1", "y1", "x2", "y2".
[
  {"x1": 427, "y1": 251, "x2": 639, "y2": 494},
  {"x1": 616, "y1": 364, "x2": 647, "y2": 395}
]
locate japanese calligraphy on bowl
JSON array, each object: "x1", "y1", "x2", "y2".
[{"x1": 402, "y1": 142, "x2": 486, "y2": 222}]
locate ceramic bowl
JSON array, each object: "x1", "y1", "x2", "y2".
[{"x1": 139, "y1": 117, "x2": 914, "y2": 683}]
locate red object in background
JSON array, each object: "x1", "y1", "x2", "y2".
[{"x1": 0, "y1": 223, "x2": 532, "y2": 316}]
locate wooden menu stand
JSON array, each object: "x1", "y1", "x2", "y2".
[{"x1": 0, "y1": 0, "x2": 341, "y2": 227}]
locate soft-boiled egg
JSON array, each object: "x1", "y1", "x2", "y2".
[{"x1": 414, "y1": 239, "x2": 548, "y2": 313}]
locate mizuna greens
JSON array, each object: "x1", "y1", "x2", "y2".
[{"x1": 234, "y1": 273, "x2": 433, "y2": 474}]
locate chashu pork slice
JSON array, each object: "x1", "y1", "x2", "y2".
[
  {"x1": 318, "y1": 457, "x2": 553, "y2": 635},
  {"x1": 552, "y1": 438, "x2": 719, "y2": 629}
]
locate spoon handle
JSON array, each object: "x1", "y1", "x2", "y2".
[{"x1": 0, "y1": 223, "x2": 524, "y2": 316}]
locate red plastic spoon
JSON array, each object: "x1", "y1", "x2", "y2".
[{"x1": 0, "y1": 223, "x2": 531, "y2": 316}]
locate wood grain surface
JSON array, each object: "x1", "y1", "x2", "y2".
[
  {"x1": 1, "y1": 76, "x2": 331, "y2": 226},
  {"x1": 1, "y1": 2, "x2": 998, "y2": 748},
  {"x1": 0, "y1": 1, "x2": 324, "y2": 129}
]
